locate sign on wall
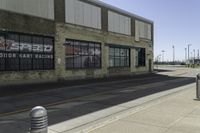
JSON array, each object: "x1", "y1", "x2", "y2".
[{"x1": 0, "y1": 32, "x2": 54, "y2": 71}]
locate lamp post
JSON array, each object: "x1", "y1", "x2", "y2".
[
  {"x1": 185, "y1": 48, "x2": 187, "y2": 62},
  {"x1": 172, "y1": 45, "x2": 175, "y2": 64},
  {"x1": 162, "y1": 50, "x2": 165, "y2": 63},
  {"x1": 188, "y1": 44, "x2": 192, "y2": 60}
]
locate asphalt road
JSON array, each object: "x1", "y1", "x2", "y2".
[{"x1": 0, "y1": 66, "x2": 198, "y2": 133}]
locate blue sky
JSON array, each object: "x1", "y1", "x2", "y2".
[{"x1": 100, "y1": 0, "x2": 200, "y2": 61}]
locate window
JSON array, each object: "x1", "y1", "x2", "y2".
[
  {"x1": 0, "y1": 33, "x2": 5, "y2": 71},
  {"x1": 5, "y1": 33, "x2": 20, "y2": 71},
  {"x1": 0, "y1": 31, "x2": 54, "y2": 71},
  {"x1": 136, "y1": 48, "x2": 146, "y2": 67},
  {"x1": 43, "y1": 38, "x2": 54, "y2": 70},
  {"x1": 32, "y1": 36, "x2": 44, "y2": 70},
  {"x1": 20, "y1": 35, "x2": 32, "y2": 70},
  {"x1": 64, "y1": 39, "x2": 101, "y2": 69},
  {"x1": 109, "y1": 47, "x2": 130, "y2": 67}
]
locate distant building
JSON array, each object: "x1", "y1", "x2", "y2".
[{"x1": 0, "y1": 0, "x2": 154, "y2": 83}]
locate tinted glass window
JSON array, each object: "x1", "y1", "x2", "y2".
[
  {"x1": 109, "y1": 47, "x2": 130, "y2": 67},
  {"x1": 0, "y1": 32, "x2": 54, "y2": 71},
  {"x1": 64, "y1": 39, "x2": 101, "y2": 69}
]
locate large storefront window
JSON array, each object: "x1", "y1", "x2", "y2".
[
  {"x1": 0, "y1": 31, "x2": 54, "y2": 71},
  {"x1": 109, "y1": 47, "x2": 130, "y2": 67},
  {"x1": 64, "y1": 39, "x2": 101, "y2": 69},
  {"x1": 136, "y1": 48, "x2": 146, "y2": 67}
]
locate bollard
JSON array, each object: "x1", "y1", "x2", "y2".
[
  {"x1": 196, "y1": 74, "x2": 200, "y2": 99},
  {"x1": 30, "y1": 106, "x2": 48, "y2": 133}
]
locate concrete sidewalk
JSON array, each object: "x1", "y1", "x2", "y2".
[
  {"x1": 89, "y1": 84, "x2": 200, "y2": 133},
  {"x1": 48, "y1": 83, "x2": 199, "y2": 133}
]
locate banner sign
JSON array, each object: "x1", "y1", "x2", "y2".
[{"x1": 0, "y1": 32, "x2": 54, "y2": 71}]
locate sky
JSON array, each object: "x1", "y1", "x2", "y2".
[{"x1": 100, "y1": 0, "x2": 200, "y2": 62}]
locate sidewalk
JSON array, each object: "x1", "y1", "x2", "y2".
[
  {"x1": 89, "y1": 84, "x2": 200, "y2": 133},
  {"x1": 48, "y1": 83, "x2": 199, "y2": 133}
]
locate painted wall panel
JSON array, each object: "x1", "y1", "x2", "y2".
[
  {"x1": 0, "y1": 0, "x2": 54, "y2": 20},
  {"x1": 97, "y1": 8, "x2": 101, "y2": 29},
  {"x1": 108, "y1": 11, "x2": 114, "y2": 32},
  {"x1": 66, "y1": 0, "x2": 75, "y2": 24},
  {"x1": 75, "y1": 1, "x2": 84, "y2": 26},
  {"x1": 48, "y1": 0, "x2": 54, "y2": 19},
  {"x1": 147, "y1": 24, "x2": 152, "y2": 40},
  {"x1": 114, "y1": 13, "x2": 120, "y2": 33},
  {"x1": 119, "y1": 15, "x2": 125, "y2": 34},
  {"x1": 65, "y1": 0, "x2": 101, "y2": 29},
  {"x1": 108, "y1": 11, "x2": 131, "y2": 35},
  {"x1": 128, "y1": 19, "x2": 131, "y2": 35},
  {"x1": 135, "y1": 20, "x2": 151, "y2": 40},
  {"x1": 139, "y1": 22, "x2": 145, "y2": 38},
  {"x1": 83, "y1": 3, "x2": 91, "y2": 27},
  {"x1": 135, "y1": 20, "x2": 140, "y2": 41},
  {"x1": 144, "y1": 24, "x2": 148, "y2": 39},
  {"x1": 91, "y1": 6, "x2": 97, "y2": 28}
]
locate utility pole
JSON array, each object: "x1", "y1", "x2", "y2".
[
  {"x1": 172, "y1": 45, "x2": 175, "y2": 64},
  {"x1": 193, "y1": 49, "x2": 196, "y2": 59}
]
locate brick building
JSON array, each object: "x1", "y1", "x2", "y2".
[{"x1": 0, "y1": 0, "x2": 154, "y2": 83}]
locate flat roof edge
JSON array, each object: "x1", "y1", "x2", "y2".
[{"x1": 86, "y1": 0, "x2": 153, "y2": 24}]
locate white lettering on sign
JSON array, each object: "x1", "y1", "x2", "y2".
[
  {"x1": 0, "y1": 52, "x2": 53, "y2": 59},
  {"x1": 0, "y1": 37, "x2": 53, "y2": 52},
  {"x1": 0, "y1": 53, "x2": 17, "y2": 58},
  {"x1": 20, "y1": 43, "x2": 32, "y2": 51}
]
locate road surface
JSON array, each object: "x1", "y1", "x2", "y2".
[{"x1": 0, "y1": 65, "x2": 198, "y2": 133}]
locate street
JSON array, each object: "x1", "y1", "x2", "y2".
[{"x1": 0, "y1": 66, "x2": 198, "y2": 133}]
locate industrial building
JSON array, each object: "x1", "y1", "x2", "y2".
[{"x1": 0, "y1": 0, "x2": 154, "y2": 83}]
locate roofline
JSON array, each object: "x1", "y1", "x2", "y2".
[{"x1": 86, "y1": 0, "x2": 154, "y2": 24}]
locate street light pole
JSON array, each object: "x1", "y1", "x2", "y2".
[
  {"x1": 172, "y1": 45, "x2": 175, "y2": 64},
  {"x1": 162, "y1": 50, "x2": 165, "y2": 63},
  {"x1": 188, "y1": 44, "x2": 192, "y2": 60},
  {"x1": 185, "y1": 48, "x2": 187, "y2": 62}
]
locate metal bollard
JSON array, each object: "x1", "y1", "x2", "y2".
[
  {"x1": 30, "y1": 106, "x2": 48, "y2": 133},
  {"x1": 196, "y1": 74, "x2": 200, "y2": 99}
]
